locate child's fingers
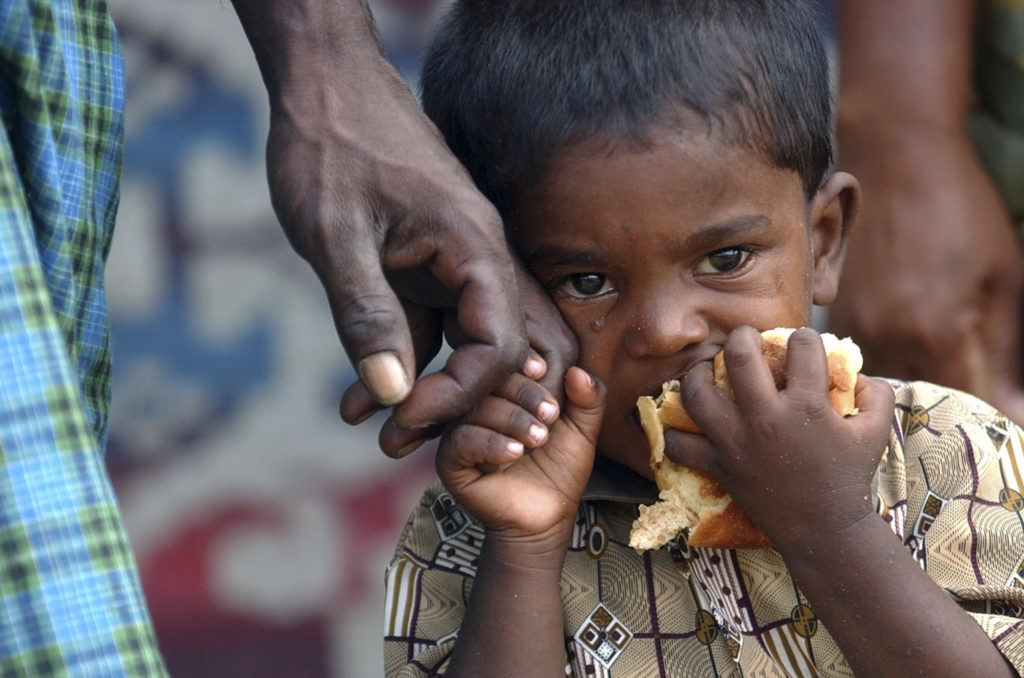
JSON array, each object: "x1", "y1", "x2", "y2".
[
  {"x1": 850, "y1": 374, "x2": 897, "y2": 443},
  {"x1": 492, "y1": 371, "x2": 559, "y2": 424},
  {"x1": 522, "y1": 350, "x2": 548, "y2": 382},
  {"x1": 782, "y1": 328, "x2": 831, "y2": 411},
  {"x1": 561, "y1": 367, "x2": 606, "y2": 446},
  {"x1": 662, "y1": 426, "x2": 720, "y2": 477},
  {"x1": 465, "y1": 393, "x2": 551, "y2": 448},
  {"x1": 721, "y1": 326, "x2": 776, "y2": 415},
  {"x1": 437, "y1": 422, "x2": 525, "y2": 478},
  {"x1": 678, "y1": 359, "x2": 733, "y2": 437}
]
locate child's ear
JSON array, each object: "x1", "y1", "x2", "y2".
[{"x1": 809, "y1": 171, "x2": 860, "y2": 306}]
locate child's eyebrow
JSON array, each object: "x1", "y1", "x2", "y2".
[
  {"x1": 521, "y1": 214, "x2": 773, "y2": 268},
  {"x1": 683, "y1": 214, "x2": 772, "y2": 252},
  {"x1": 520, "y1": 245, "x2": 610, "y2": 269}
]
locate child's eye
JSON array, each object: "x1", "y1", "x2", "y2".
[
  {"x1": 696, "y1": 247, "x2": 751, "y2": 274},
  {"x1": 555, "y1": 273, "x2": 614, "y2": 299}
]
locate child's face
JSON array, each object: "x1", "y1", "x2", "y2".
[{"x1": 510, "y1": 126, "x2": 850, "y2": 480}]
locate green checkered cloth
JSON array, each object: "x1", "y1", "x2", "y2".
[{"x1": 0, "y1": 1, "x2": 166, "y2": 675}]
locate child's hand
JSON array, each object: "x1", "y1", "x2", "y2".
[
  {"x1": 667, "y1": 326, "x2": 895, "y2": 551},
  {"x1": 436, "y1": 366, "x2": 605, "y2": 541}
]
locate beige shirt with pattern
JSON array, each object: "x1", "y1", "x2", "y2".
[{"x1": 385, "y1": 381, "x2": 1024, "y2": 676}]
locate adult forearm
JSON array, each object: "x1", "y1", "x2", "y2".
[
  {"x1": 446, "y1": 532, "x2": 570, "y2": 677},
  {"x1": 837, "y1": 0, "x2": 975, "y2": 134},
  {"x1": 778, "y1": 513, "x2": 1015, "y2": 677},
  {"x1": 230, "y1": 0, "x2": 380, "y2": 101}
]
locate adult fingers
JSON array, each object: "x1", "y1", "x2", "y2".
[
  {"x1": 389, "y1": 239, "x2": 530, "y2": 429},
  {"x1": 517, "y1": 262, "x2": 578, "y2": 405},
  {"x1": 378, "y1": 354, "x2": 552, "y2": 459},
  {"x1": 379, "y1": 419, "x2": 444, "y2": 459},
  {"x1": 339, "y1": 304, "x2": 444, "y2": 425},
  {"x1": 315, "y1": 211, "x2": 417, "y2": 407}
]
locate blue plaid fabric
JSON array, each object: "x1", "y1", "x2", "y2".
[{"x1": 0, "y1": 1, "x2": 166, "y2": 675}]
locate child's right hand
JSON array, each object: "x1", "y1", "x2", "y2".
[{"x1": 436, "y1": 366, "x2": 606, "y2": 542}]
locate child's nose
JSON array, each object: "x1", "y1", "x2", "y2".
[{"x1": 624, "y1": 293, "x2": 707, "y2": 359}]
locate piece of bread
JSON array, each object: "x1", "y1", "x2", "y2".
[{"x1": 628, "y1": 328, "x2": 862, "y2": 551}]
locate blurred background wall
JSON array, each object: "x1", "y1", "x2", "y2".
[
  {"x1": 103, "y1": 1, "x2": 835, "y2": 676},
  {"x1": 105, "y1": 1, "x2": 447, "y2": 676}
]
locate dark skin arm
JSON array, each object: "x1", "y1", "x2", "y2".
[
  {"x1": 673, "y1": 326, "x2": 1016, "y2": 677},
  {"x1": 832, "y1": 0, "x2": 1024, "y2": 424},
  {"x1": 228, "y1": 0, "x2": 576, "y2": 455},
  {"x1": 435, "y1": 367, "x2": 605, "y2": 676}
]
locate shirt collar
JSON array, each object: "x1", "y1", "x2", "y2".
[{"x1": 583, "y1": 455, "x2": 659, "y2": 504}]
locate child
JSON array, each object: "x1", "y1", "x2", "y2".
[{"x1": 384, "y1": 1, "x2": 1024, "y2": 676}]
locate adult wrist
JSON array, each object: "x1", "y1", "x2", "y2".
[{"x1": 231, "y1": 0, "x2": 382, "y2": 102}]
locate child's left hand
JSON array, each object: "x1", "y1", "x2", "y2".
[
  {"x1": 435, "y1": 365, "x2": 606, "y2": 542},
  {"x1": 666, "y1": 326, "x2": 895, "y2": 551}
]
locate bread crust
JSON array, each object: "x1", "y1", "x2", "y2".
[{"x1": 628, "y1": 328, "x2": 862, "y2": 551}]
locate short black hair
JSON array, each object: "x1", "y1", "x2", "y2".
[{"x1": 420, "y1": 0, "x2": 833, "y2": 215}]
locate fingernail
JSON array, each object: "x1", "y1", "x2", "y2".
[
  {"x1": 394, "y1": 438, "x2": 426, "y2": 459},
  {"x1": 358, "y1": 352, "x2": 411, "y2": 406},
  {"x1": 538, "y1": 401, "x2": 558, "y2": 422},
  {"x1": 347, "y1": 409, "x2": 375, "y2": 426},
  {"x1": 529, "y1": 424, "x2": 548, "y2": 443},
  {"x1": 507, "y1": 440, "x2": 524, "y2": 456},
  {"x1": 524, "y1": 356, "x2": 546, "y2": 379}
]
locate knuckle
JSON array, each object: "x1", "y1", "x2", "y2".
[
  {"x1": 486, "y1": 428, "x2": 510, "y2": 454},
  {"x1": 335, "y1": 294, "x2": 402, "y2": 346},
  {"x1": 729, "y1": 348, "x2": 758, "y2": 370},
  {"x1": 790, "y1": 327, "x2": 820, "y2": 347},
  {"x1": 502, "y1": 333, "x2": 531, "y2": 368},
  {"x1": 503, "y1": 406, "x2": 532, "y2": 435},
  {"x1": 512, "y1": 377, "x2": 542, "y2": 409},
  {"x1": 442, "y1": 423, "x2": 473, "y2": 457}
]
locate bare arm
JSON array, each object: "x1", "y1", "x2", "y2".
[
  {"x1": 445, "y1": 532, "x2": 570, "y2": 676},
  {"x1": 435, "y1": 367, "x2": 605, "y2": 676},
  {"x1": 778, "y1": 512, "x2": 1016, "y2": 677},
  {"x1": 832, "y1": 0, "x2": 1024, "y2": 423},
  {"x1": 228, "y1": 0, "x2": 576, "y2": 454},
  {"x1": 673, "y1": 327, "x2": 1016, "y2": 676}
]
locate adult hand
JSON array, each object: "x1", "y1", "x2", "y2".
[
  {"x1": 232, "y1": 1, "x2": 576, "y2": 455},
  {"x1": 355, "y1": 260, "x2": 578, "y2": 456},
  {"x1": 830, "y1": 133, "x2": 1024, "y2": 422},
  {"x1": 833, "y1": 0, "x2": 1024, "y2": 424}
]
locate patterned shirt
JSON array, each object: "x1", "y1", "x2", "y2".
[
  {"x1": 0, "y1": 2, "x2": 166, "y2": 675},
  {"x1": 385, "y1": 381, "x2": 1024, "y2": 676}
]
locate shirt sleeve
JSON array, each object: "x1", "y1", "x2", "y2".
[{"x1": 879, "y1": 381, "x2": 1024, "y2": 673}]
